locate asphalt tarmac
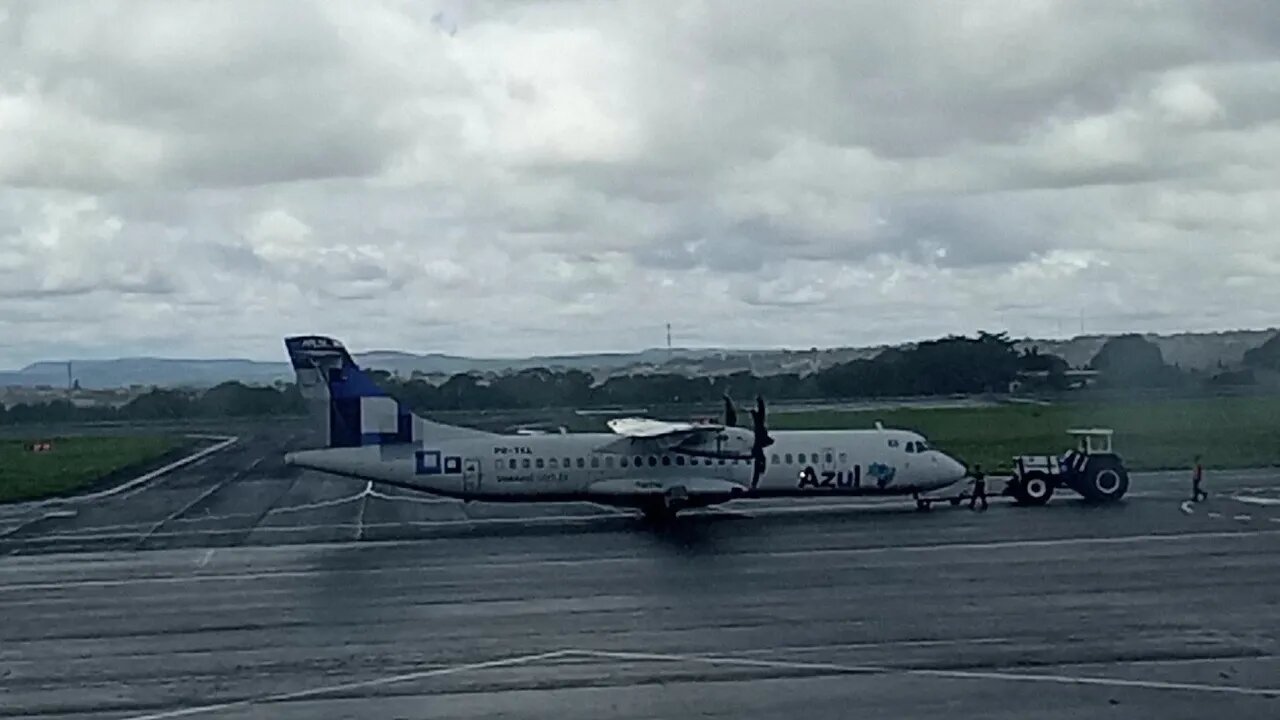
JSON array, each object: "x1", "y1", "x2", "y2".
[{"x1": 3, "y1": 425, "x2": 1279, "y2": 719}]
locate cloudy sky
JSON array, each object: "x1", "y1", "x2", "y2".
[{"x1": 2, "y1": 0, "x2": 1279, "y2": 367}]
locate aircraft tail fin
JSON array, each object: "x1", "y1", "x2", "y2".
[{"x1": 284, "y1": 335, "x2": 494, "y2": 448}]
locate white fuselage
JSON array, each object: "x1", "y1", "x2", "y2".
[{"x1": 286, "y1": 428, "x2": 967, "y2": 506}]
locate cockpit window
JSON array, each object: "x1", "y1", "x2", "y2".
[{"x1": 905, "y1": 442, "x2": 917, "y2": 454}]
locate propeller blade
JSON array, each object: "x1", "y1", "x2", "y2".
[
  {"x1": 723, "y1": 393, "x2": 737, "y2": 427},
  {"x1": 752, "y1": 395, "x2": 773, "y2": 447},
  {"x1": 746, "y1": 396, "x2": 772, "y2": 490}
]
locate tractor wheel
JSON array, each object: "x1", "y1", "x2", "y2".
[
  {"x1": 1074, "y1": 455, "x2": 1130, "y2": 503},
  {"x1": 1015, "y1": 472, "x2": 1055, "y2": 506}
]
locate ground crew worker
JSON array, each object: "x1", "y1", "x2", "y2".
[
  {"x1": 969, "y1": 464, "x2": 988, "y2": 511},
  {"x1": 1191, "y1": 455, "x2": 1208, "y2": 502}
]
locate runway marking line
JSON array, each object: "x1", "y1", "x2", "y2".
[
  {"x1": 1180, "y1": 501, "x2": 1195, "y2": 515},
  {"x1": 1234, "y1": 495, "x2": 1280, "y2": 507},
  {"x1": 137, "y1": 457, "x2": 266, "y2": 544},
  {"x1": 570, "y1": 648, "x2": 1280, "y2": 699},
  {"x1": 0, "y1": 436, "x2": 239, "y2": 541},
  {"x1": 116, "y1": 649, "x2": 575, "y2": 720},
  {"x1": 6, "y1": 527, "x2": 1280, "y2": 593}
]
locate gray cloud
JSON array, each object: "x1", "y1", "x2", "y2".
[{"x1": 1, "y1": 0, "x2": 1279, "y2": 367}]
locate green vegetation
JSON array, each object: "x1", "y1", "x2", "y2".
[
  {"x1": 0, "y1": 435, "x2": 189, "y2": 503},
  {"x1": 771, "y1": 395, "x2": 1280, "y2": 473}
]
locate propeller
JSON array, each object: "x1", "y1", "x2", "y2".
[
  {"x1": 722, "y1": 393, "x2": 738, "y2": 427},
  {"x1": 748, "y1": 395, "x2": 774, "y2": 488}
]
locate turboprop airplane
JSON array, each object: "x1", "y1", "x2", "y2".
[{"x1": 282, "y1": 335, "x2": 969, "y2": 521}]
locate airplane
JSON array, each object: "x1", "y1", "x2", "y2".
[{"x1": 282, "y1": 335, "x2": 970, "y2": 522}]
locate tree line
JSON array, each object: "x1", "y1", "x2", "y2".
[{"x1": 1, "y1": 331, "x2": 1270, "y2": 425}]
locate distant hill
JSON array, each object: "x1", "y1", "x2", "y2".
[
  {"x1": 2, "y1": 328, "x2": 1276, "y2": 390},
  {"x1": 1011, "y1": 328, "x2": 1279, "y2": 371},
  {"x1": 0, "y1": 359, "x2": 293, "y2": 391}
]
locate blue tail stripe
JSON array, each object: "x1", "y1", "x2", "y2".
[
  {"x1": 396, "y1": 410, "x2": 413, "y2": 443},
  {"x1": 329, "y1": 398, "x2": 363, "y2": 448},
  {"x1": 327, "y1": 366, "x2": 388, "y2": 400}
]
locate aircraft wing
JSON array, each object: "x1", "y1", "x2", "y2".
[
  {"x1": 598, "y1": 417, "x2": 725, "y2": 455},
  {"x1": 587, "y1": 476, "x2": 747, "y2": 498},
  {"x1": 606, "y1": 417, "x2": 723, "y2": 438}
]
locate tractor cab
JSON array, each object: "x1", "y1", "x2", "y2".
[{"x1": 1067, "y1": 428, "x2": 1113, "y2": 455}]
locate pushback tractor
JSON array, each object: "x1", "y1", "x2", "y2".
[
  {"x1": 931, "y1": 428, "x2": 1131, "y2": 510},
  {"x1": 1003, "y1": 428, "x2": 1130, "y2": 506}
]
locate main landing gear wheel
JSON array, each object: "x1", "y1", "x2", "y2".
[
  {"x1": 914, "y1": 494, "x2": 933, "y2": 512},
  {"x1": 641, "y1": 501, "x2": 677, "y2": 525},
  {"x1": 1014, "y1": 472, "x2": 1055, "y2": 506}
]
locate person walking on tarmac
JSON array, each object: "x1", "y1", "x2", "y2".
[
  {"x1": 1191, "y1": 455, "x2": 1208, "y2": 502},
  {"x1": 969, "y1": 464, "x2": 988, "y2": 511}
]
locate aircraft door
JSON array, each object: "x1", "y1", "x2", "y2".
[
  {"x1": 462, "y1": 457, "x2": 481, "y2": 494},
  {"x1": 820, "y1": 447, "x2": 837, "y2": 475}
]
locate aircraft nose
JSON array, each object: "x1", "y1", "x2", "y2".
[{"x1": 938, "y1": 452, "x2": 967, "y2": 481}]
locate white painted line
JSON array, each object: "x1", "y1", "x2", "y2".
[
  {"x1": 0, "y1": 435, "x2": 240, "y2": 540},
  {"x1": 75, "y1": 435, "x2": 239, "y2": 503},
  {"x1": 117, "y1": 649, "x2": 573, "y2": 720},
  {"x1": 1208, "y1": 512, "x2": 1223, "y2": 518},
  {"x1": 266, "y1": 493, "x2": 364, "y2": 515},
  {"x1": 355, "y1": 484, "x2": 370, "y2": 542},
  {"x1": 140, "y1": 485, "x2": 226, "y2": 541},
  {"x1": 367, "y1": 488, "x2": 453, "y2": 505},
  {"x1": 1233, "y1": 495, "x2": 1280, "y2": 507},
  {"x1": 1234, "y1": 514, "x2": 1253, "y2": 522},
  {"x1": 572, "y1": 648, "x2": 1280, "y2": 698},
  {"x1": 917, "y1": 666, "x2": 1280, "y2": 697},
  {"x1": 1179, "y1": 501, "x2": 1194, "y2": 515},
  {"x1": 7, "y1": 528, "x2": 1280, "y2": 593},
  {"x1": 195, "y1": 549, "x2": 214, "y2": 569}
]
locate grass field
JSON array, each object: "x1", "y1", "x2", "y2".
[
  {"x1": 0, "y1": 435, "x2": 189, "y2": 503},
  {"x1": 771, "y1": 395, "x2": 1280, "y2": 473}
]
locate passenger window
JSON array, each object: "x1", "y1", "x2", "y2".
[
  {"x1": 676, "y1": 455, "x2": 685, "y2": 466},
  {"x1": 771, "y1": 454, "x2": 780, "y2": 464},
  {"x1": 785, "y1": 453, "x2": 793, "y2": 464},
  {"x1": 522, "y1": 459, "x2": 531, "y2": 469},
  {"x1": 797, "y1": 453, "x2": 806, "y2": 463},
  {"x1": 509, "y1": 459, "x2": 517, "y2": 470},
  {"x1": 662, "y1": 456, "x2": 671, "y2": 466},
  {"x1": 888, "y1": 439, "x2": 899, "y2": 448},
  {"x1": 536, "y1": 458, "x2": 544, "y2": 469},
  {"x1": 825, "y1": 452, "x2": 833, "y2": 463},
  {"x1": 838, "y1": 452, "x2": 847, "y2": 465},
  {"x1": 718, "y1": 458, "x2": 725, "y2": 465},
  {"x1": 621, "y1": 457, "x2": 628, "y2": 467},
  {"x1": 634, "y1": 456, "x2": 643, "y2": 467},
  {"x1": 648, "y1": 456, "x2": 657, "y2": 467},
  {"x1": 549, "y1": 458, "x2": 559, "y2": 468},
  {"x1": 577, "y1": 457, "x2": 585, "y2": 468}
]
